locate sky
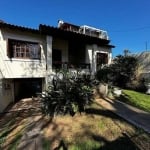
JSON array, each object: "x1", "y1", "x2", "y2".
[{"x1": 1, "y1": 0, "x2": 150, "y2": 57}]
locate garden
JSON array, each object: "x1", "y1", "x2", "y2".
[
  {"x1": 0, "y1": 55, "x2": 150, "y2": 149},
  {"x1": 0, "y1": 98, "x2": 149, "y2": 150},
  {"x1": 96, "y1": 55, "x2": 150, "y2": 112}
]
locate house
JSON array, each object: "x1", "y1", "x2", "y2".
[
  {"x1": 0, "y1": 22, "x2": 46, "y2": 112},
  {"x1": 132, "y1": 51, "x2": 150, "y2": 82},
  {"x1": 132, "y1": 51, "x2": 150, "y2": 73},
  {"x1": 0, "y1": 20, "x2": 114, "y2": 112}
]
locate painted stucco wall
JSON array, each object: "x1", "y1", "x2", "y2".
[
  {"x1": 0, "y1": 79, "x2": 14, "y2": 112},
  {"x1": 0, "y1": 78, "x2": 3, "y2": 112},
  {"x1": 0, "y1": 71, "x2": 3, "y2": 106},
  {"x1": 0, "y1": 29, "x2": 47, "y2": 78}
]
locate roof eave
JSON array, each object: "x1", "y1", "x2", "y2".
[
  {"x1": 0, "y1": 22, "x2": 39, "y2": 34},
  {"x1": 39, "y1": 24, "x2": 115, "y2": 47}
]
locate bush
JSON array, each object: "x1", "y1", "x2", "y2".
[
  {"x1": 126, "y1": 78, "x2": 147, "y2": 93},
  {"x1": 96, "y1": 67, "x2": 111, "y2": 83},
  {"x1": 40, "y1": 70, "x2": 97, "y2": 117},
  {"x1": 96, "y1": 55, "x2": 140, "y2": 89}
]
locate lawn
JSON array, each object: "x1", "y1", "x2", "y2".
[
  {"x1": 117, "y1": 89, "x2": 150, "y2": 113},
  {"x1": 0, "y1": 99, "x2": 150, "y2": 150}
]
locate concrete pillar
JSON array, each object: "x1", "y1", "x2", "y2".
[
  {"x1": 85, "y1": 45, "x2": 92, "y2": 73},
  {"x1": 85, "y1": 44, "x2": 97, "y2": 75},
  {"x1": 92, "y1": 44, "x2": 97, "y2": 74},
  {"x1": 46, "y1": 36, "x2": 52, "y2": 71},
  {"x1": 108, "y1": 50, "x2": 112, "y2": 64},
  {"x1": 45, "y1": 36, "x2": 53, "y2": 88}
]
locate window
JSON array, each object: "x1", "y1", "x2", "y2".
[
  {"x1": 97, "y1": 53, "x2": 108, "y2": 65},
  {"x1": 8, "y1": 39, "x2": 41, "y2": 59},
  {"x1": 96, "y1": 53, "x2": 108, "y2": 70}
]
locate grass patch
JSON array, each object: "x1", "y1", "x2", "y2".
[
  {"x1": 70, "y1": 140, "x2": 101, "y2": 150},
  {"x1": 0, "y1": 99, "x2": 150, "y2": 150},
  {"x1": 8, "y1": 132, "x2": 22, "y2": 150},
  {"x1": 118, "y1": 89, "x2": 150, "y2": 113},
  {"x1": 43, "y1": 103, "x2": 150, "y2": 149},
  {"x1": 42, "y1": 139, "x2": 51, "y2": 150}
]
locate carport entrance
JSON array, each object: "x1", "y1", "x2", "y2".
[{"x1": 14, "y1": 78, "x2": 43, "y2": 101}]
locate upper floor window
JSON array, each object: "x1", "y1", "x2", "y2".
[
  {"x1": 7, "y1": 39, "x2": 41, "y2": 59},
  {"x1": 97, "y1": 53, "x2": 108, "y2": 65}
]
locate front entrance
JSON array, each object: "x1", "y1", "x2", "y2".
[{"x1": 14, "y1": 78, "x2": 43, "y2": 101}]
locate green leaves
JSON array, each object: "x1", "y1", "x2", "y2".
[
  {"x1": 40, "y1": 70, "x2": 96, "y2": 117},
  {"x1": 96, "y1": 55, "x2": 139, "y2": 88}
]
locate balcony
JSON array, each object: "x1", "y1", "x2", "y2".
[
  {"x1": 52, "y1": 61, "x2": 91, "y2": 73},
  {"x1": 80, "y1": 25, "x2": 109, "y2": 40},
  {"x1": 58, "y1": 20, "x2": 109, "y2": 40}
]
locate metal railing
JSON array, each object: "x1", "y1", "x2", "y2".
[{"x1": 52, "y1": 62, "x2": 91, "y2": 70}]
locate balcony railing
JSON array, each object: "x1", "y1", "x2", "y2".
[{"x1": 52, "y1": 61, "x2": 90, "y2": 70}]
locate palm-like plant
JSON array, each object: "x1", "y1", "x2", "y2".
[{"x1": 40, "y1": 70, "x2": 97, "y2": 117}]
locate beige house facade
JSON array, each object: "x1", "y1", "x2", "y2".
[{"x1": 0, "y1": 20, "x2": 114, "y2": 112}]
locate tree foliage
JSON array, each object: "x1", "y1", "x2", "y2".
[{"x1": 96, "y1": 55, "x2": 139, "y2": 88}]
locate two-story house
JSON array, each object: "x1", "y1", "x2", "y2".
[{"x1": 0, "y1": 20, "x2": 114, "y2": 112}]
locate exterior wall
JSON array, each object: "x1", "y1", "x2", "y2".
[
  {"x1": 0, "y1": 29, "x2": 46, "y2": 78},
  {"x1": 0, "y1": 29, "x2": 13, "y2": 112},
  {"x1": 0, "y1": 79, "x2": 14, "y2": 112},
  {"x1": 86, "y1": 44, "x2": 112, "y2": 74},
  {"x1": 0, "y1": 71, "x2": 3, "y2": 112},
  {"x1": 0, "y1": 29, "x2": 49, "y2": 112},
  {"x1": 0, "y1": 78, "x2": 4, "y2": 112}
]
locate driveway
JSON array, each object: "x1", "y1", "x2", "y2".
[{"x1": 96, "y1": 98, "x2": 150, "y2": 134}]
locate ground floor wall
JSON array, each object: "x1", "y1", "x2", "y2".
[
  {"x1": 0, "y1": 77, "x2": 45, "y2": 112},
  {"x1": 14, "y1": 78, "x2": 44, "y2": 101},
  {"x1": 0, "y1": 79, "x2": 14, "y2": 112}
]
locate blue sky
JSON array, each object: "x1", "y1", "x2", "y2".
[{"x1": 1, "y1": 0, "x2": 150, "y2": 57}]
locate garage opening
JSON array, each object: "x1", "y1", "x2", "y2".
[{"x1": 14, "y1": 78, "x2": 43, "y2": 101}]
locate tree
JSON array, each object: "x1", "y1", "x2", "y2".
[{"x1": 96, "y1": 55, "x2": 138, "y2": 88}]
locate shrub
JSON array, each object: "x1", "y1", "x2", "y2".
[
  {"x1": 127, "y1": 78, "x2": 147, "y2": 93},
  {"x1": 96, "y1": 67, "x2": 111, "y2": 84},
  {"x1": 40, "y1": 70, "x2": 97, "y2": 117},
  {"x1": 96, "y1": 55, "x2": 142, "y2": 90}
]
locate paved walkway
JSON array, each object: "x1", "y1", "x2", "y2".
[{"x1": 96, "y1": 98, "x2": 150, "y2": 134}]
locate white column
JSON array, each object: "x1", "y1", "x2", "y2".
[
  {"x1": 46, "y1": 36, "x2": 52, "y2": 71},
  {"x1": 108, "y1": 51, "x2": 112, "y2": 64},
  {"x1": 45, "y1": 36, "x2": 53, "y2": 88},
  {"x1": 92, "y1": 44, "x2": 97, "y2": 74},
  {"x1": 85, "y1": 45, "x2": 92, "y2": 72},
  {"x1": 85, "y1": 44, "x2": 97, "y2": 75}
]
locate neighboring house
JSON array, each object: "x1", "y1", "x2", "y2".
[
  {"x1": 0, "y1": 20, "x2": 114, "y2": 112},
  {"x1": 133, "y1": 51, "x2": 150, "y2": 73},
  {"x1": 133, "y1": 51, "x2": 150, "y2": 82}
]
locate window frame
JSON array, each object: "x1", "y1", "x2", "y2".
[{"x1": 7, "y1": 39, "x2": 41, "y2": 60}]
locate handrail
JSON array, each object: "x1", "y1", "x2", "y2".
[{"x1": 52, "y1": 61, "x2": 91, "y2": 70}]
